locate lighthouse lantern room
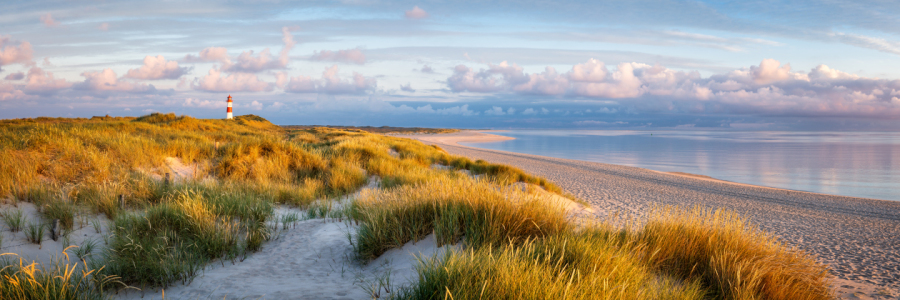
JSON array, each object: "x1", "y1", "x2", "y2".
[{"x1": 226, "y1": 95, "x2": 233, "y2": 119}]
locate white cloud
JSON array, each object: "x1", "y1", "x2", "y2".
[
  {"x1": 484, "y1": 106, "x2": 506, "y2": 115},
  {"x1": 400, "y1": 83, "x2": 414, "y2": 92},
  {"x1": 434, "y1": 104, "x2": 478, "y2": 116},
  {"x1": 522, "y1": 108, "x2": 536, "y2": 115},
  {"x1": 182, "y1": 97, "x2": 220, "y2": 109}
]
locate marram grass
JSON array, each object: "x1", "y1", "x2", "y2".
[
  {"x1": 353, "y1": 177, "x2": 833, "y2": 300},
  {"x1": 0, "y1": 114, "x2": 832, "y2": 299},
  {"x1": 0, "y1": 247, "x2": 123, "y2": 300}
]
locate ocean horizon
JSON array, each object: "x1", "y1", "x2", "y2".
[{"x1": 461, "y1": 130, "x2": 900, "y2": 201}]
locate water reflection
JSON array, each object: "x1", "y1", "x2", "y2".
[{"x1": 462, "y1": 130, "x2": 900, "y2": 201}]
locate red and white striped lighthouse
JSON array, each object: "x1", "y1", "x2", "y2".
[{"x1": 226, "y1": 95, "x2": 233, "y2": 119}]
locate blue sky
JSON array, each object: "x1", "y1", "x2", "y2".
[{"x1": 2, "y1": 0, "x2": 900, "y2": 129}]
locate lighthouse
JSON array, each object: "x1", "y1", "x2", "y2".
[{"x1": 226, "y1": 95, "x2": 233, "y2": 119}]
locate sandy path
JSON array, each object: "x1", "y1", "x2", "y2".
[
  {"x1": 403, "y1": 131, "x2": 900, "y2": 291},
  {"x1": 117, "y1": 218, "x2": 454, "y2": 300}
]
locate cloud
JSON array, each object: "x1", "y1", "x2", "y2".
[
  {"x1": 521, "y1": 108, "x2": 536, "y2": 115},
  {"x1": 223, "y1": 27, "x2": 296, "y2": 73},
  {"x1": 40, "y1": 14, "x2": 59, "y2": 27},
  {"x1": 310, "y1": 48, "x2": 366, "y2": 64},
  {"x1": 125, "y1": 55, "x2": 187, "y2": 80},
  {"x1": 434, "y1": 104, "x2": 478, "y2": 116},
  {"x1": 98, "y1": 23, "x2": 109, "y2": 31},
  {"x1": 22, "y1": 67, "x2": 71, "y2": 94},
  {"x1": 184, "y1": 27, "x2": 296, "y2": 73},
  {"x1": 400, "y1": 83, "x2": 414, "y2": 92},
  {"x1": 76, "y1": 68, "x2": 151, "y2": 92},
  {"x1": 446, "y1": 58, "x2": 900, "y2": 118},
  {"x1": 184, "y1": 47, "x2": 230, "y2": 63},
  {"x1": 404, "y1": 6, "x2": 429, "y2": 19},
  {"x1": 4, "y1": 72, "x2": 24, "y2": 80},
  {"x1": 192, "y1": 68, "x2": 274, "y2": 92},
  {"x1": 0, "y1": 37, "x2": 34, "y2": 68},
  {"x1": 284, "y1": 65, "x2": 376, "y2": 94},
  {"x1": 420, "y1": 65, "x2": 434, "y2": 73},
  {"x1": 182, "y1": 97, "x2": 220, "y2": 109},
  {"x1": 808, "y1": 64, "x2": 859, "y2": 80},
  {"x1": 484, "y1": 106, "x2": 506, "y2": 115},
  {"x1": 830, "y1": 32, "x2": 900, "y2": 56}
]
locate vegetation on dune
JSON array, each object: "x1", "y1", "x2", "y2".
[
  {"x1": 358, "y1": 180, "x2": 832, "y2": 300},
  {"x1": 0, "y1": 248, "x2": 121, "y2": 300},
  {"x1": 0, "y1": 113, "x2": 831, "y2": 299}
]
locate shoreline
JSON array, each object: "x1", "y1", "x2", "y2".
[
  {"x1": 421, "y1": 130, "x2": 891, "y2": 202},
  {"x1": 399, "y1": 130, "x2": 900, "y2": 294}
]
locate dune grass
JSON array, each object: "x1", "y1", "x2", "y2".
[
  {"x1": 0, "y1": 114, "x2": 831, "y2": 299},
  {"x1": 0, "y1": 248, "x2": 122, "y2": 300},
  {"x1": 352, "y1": 177, "x2": 832, "y2": 300}
]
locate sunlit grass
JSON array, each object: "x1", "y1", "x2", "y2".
[
  {"x1": 0, "y1": 247, "x2": 123, "y2": 300},
  {"x1": 0, "y1": 114, "x2": 831, "y2": 299}
]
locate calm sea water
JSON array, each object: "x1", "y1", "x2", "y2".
[{"x1": 460, "y1": 130, "x2": 900, "y2": 201}]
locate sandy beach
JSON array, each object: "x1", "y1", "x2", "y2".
[{"x1": 402, "y1": 130, "x2": 900, "y2": 295}]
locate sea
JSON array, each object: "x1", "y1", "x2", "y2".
[{"x1": 459, "y1": 130, "x2": 900, "y2": 201}]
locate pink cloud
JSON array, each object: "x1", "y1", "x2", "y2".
[
  {"x1": 184, "y1": 47, "x2": 231, "y2": 63},
  {"x1": 98, "y1": 23, "x2": 109, "y2": 31},
  {"x1": 0, "y1": 82, "x2": 31, "y2": 101},
  {"x1": 310, "y1": 48, "x2": 366, "y2": 64},
  {"x1": 125, "y1": 55, "x2": 187, "y2": 80},
  {"x1": 404, "y1": 6, "x2": 429, "y2": 19},
  {"x1": 23, "y1": 67, "x2": 71, "y2": 94},
  {"x1": 446, "y1": 58, "x2": 900, "y2": 118},
  {"x1": 182, "y1": 27, "x2": 296, "y2": 73},
  {"x1": 4, "y1": 72, "x2": 24, "y2": 80},
  {"x1": 192, "y1": 68, "x2": 273, "y2": 92},
  {"x1": 284, "y1": 65, "x2": 376, "y2": 94},
  {"x1": 222, "y1": 26, "x2": 296, "y2": 73},
  {"x1": 0, "y1": 37, "x2": 34, "y2": 67},
  {"x1": 76, "y1": 68, "x2": 150, "y2": 92},
  {"x1": 40, "y1": 14, "x2": 60, "y2": 27}
]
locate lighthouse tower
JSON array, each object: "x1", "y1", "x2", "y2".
[{"x1": 226, "y1": 95, "x2": 233, "y2": 119}]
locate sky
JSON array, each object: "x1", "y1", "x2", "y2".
[{"x1": 2, "y1": 0, "x2": 900, "y2": 130}]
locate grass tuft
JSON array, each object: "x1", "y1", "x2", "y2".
[
  {"x1": 0, "y1": 247, "x2": 123, "y2": 299},
  {"x1": 24, "y1": 221, "x2": 45, "y2": 245},
  {"x1": 2, "y1": 208, "x2": 26, "y2": 232}
]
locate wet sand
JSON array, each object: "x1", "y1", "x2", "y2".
[{"x1": 402, "y1": 131, "x2": 900, "y2": 293}]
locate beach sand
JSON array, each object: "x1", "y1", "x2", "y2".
[{"x1": 403, "y1": 130, "x2": 900, "y2": 298}]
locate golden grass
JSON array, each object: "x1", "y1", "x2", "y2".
[
  {"x1": 0, "y1": 114, "x2": 832, "y2": 299},
  {"x1": 640, "y1": 207, "x2": 832, "y2": 300},
  {"x1": 0, "y1": 247, "x2": 123, "y2": 300},
  {"x1": 354, "y1": 177, "x2": 832, "y2": 300}
]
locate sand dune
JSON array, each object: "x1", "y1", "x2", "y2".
[{"x1": 404, "y1": 130, "x2": 900, "y2": 297}]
